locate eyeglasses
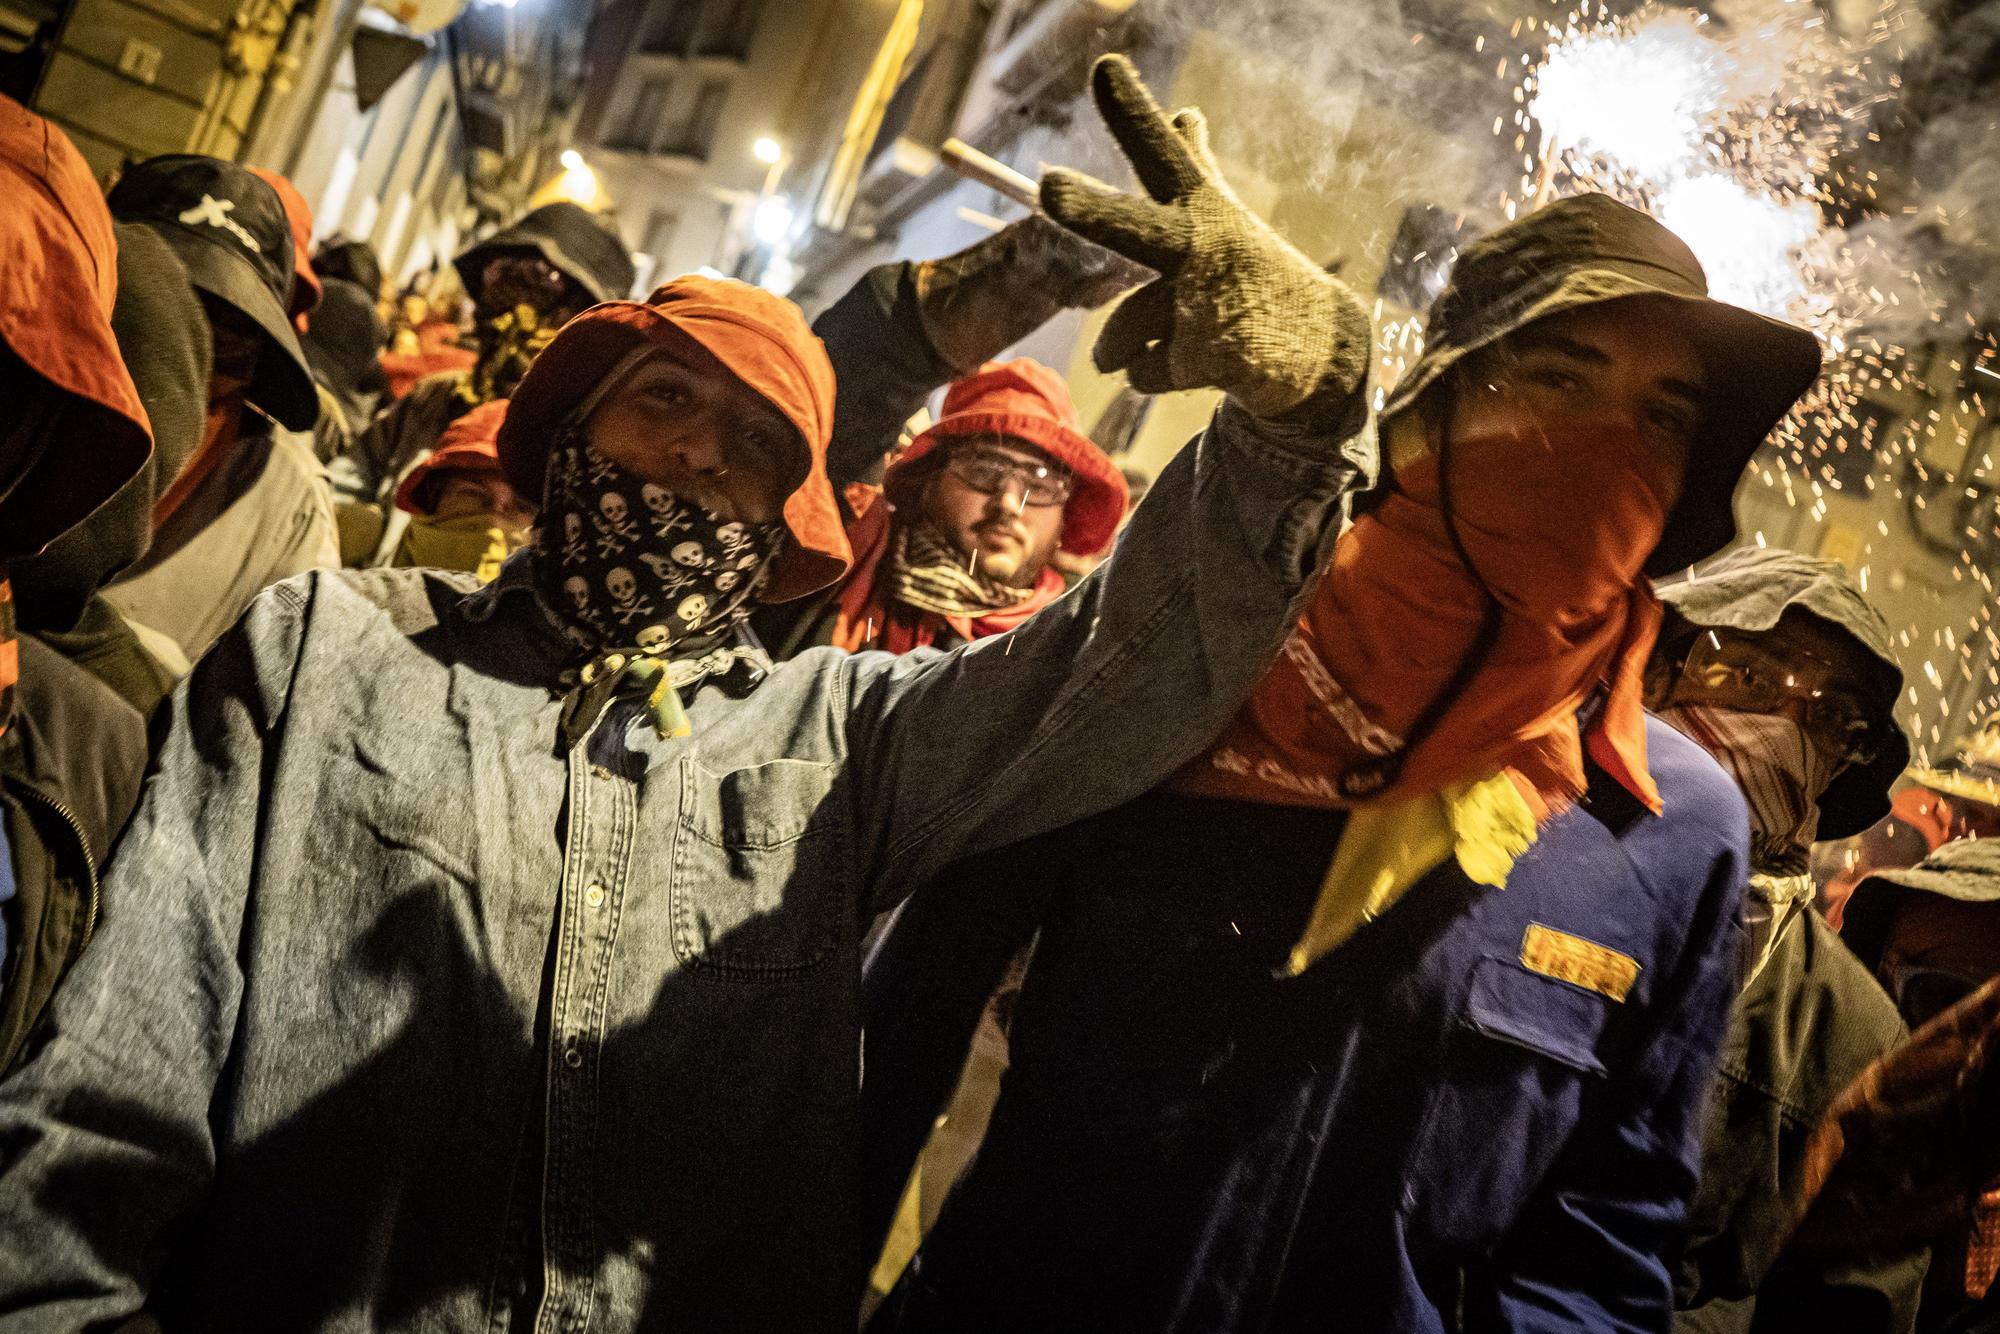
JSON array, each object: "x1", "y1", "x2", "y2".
[
  {"x1": 1669, "y1": 630, "x2": 1881, "y2": 765},
  {"x1": 944, "y1": 445, "x2": 1072, "y2": 508}
]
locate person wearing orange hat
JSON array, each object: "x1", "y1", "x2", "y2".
[
  {"x1": 0, "y1": 96, "x2": 155, "y2": 1069},
  {"x1": 755, "y1": 357, "x2": 1126, "y2": 658},
  {"x1": 96, "y1": 154, "x2": 339, "y2": 666},
  {"x1": 248, "y1": 166, "x2": 323, "y2": 333},
  {"x1": 248, "y1": 164, "x2": 359, "y2": 473},
  {"x1": 0, "y1": 56, "x2": 1377, "y2": 1326},
  {"x1": 385, "y1": 398, "x2": 533, "y2": 581}
]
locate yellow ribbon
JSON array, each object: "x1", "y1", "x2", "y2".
[{"x1": 1280, "y1": 771, "x2": 1539, "y2": 977}]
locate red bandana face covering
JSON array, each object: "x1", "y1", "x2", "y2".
[{"x1": 1177, "y1": 414, "x2": 1678, "y2": 816}]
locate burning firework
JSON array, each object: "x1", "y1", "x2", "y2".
[{"x1": 1499, "y1": 0, "x2": 2000, "y2": 762}]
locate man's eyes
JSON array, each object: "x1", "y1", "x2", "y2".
[
  {"x1": 1526, "y1": 366, "x2": 1583, "y2": 393},
  {"x1": 641, "y1": 381, "x2": 692, "y2": 406}
]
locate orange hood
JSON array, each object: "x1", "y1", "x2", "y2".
[
  {"x1": 499, "y1": 274, "x2": 849, "y2": 603},
  {"x1": 396, "y1": 398, "x2": 508, "y2": 516},
  {"x1": 0, "y1": 94, "x2": 151, "y2": 558}
]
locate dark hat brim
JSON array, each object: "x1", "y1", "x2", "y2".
[
  {"x1": 150, "y1": 220, "x2": 319, "y2": 431},
  {"x1": 1381, "y1": 267, "x2": 1822, "y2": 576},
  {"x1": 455, "y1": 203, "x2": 635, "y2": 306},
  {"x1": 1841, "y1": 839, "x2": 2000, "y2": 975}
]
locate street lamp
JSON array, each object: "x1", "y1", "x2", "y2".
[{"x1": 752, "y1": 196, "x2": 793, "y2": 246}]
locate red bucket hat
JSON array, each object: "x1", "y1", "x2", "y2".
[
  {"x1": 396, "y1": 398, "x2": 508, "y2": 516},
  {"x1": 250, "y1": 166, "x2": 322, "y2": 327},
  {"x1": 0, "y1": 95, "x2": 152, "y2": 558},
  {"x1": 887, "y1": 359, "x2": 1127, "y2": 556},
  {"x1": 498, "y1": 274, "x2": 850, "y2": 603}
]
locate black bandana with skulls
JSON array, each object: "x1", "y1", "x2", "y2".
[{"x1": 537, "y1": 424, "x2": 782, "y2": 663}]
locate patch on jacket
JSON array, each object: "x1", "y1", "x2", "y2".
[{"x1": 1520, "y1": 923, "x2": 1639, "y2": 1002}]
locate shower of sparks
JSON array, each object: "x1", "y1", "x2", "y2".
[
  {"x1": 1531, "y1": 11, "x2": 1726, "y2": 182},
  {"x1": 1476, "y1": 0, "x2": 2000, "y2": 765}
]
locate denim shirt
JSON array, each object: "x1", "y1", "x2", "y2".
[{"x1": 0, "y1": 402, "x2": 1369, "y2": 1333}]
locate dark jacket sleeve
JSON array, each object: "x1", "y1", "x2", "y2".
[
  {"x1": 1473, "y1": 834, "x2": 1748, "y2": 1331},
  {"x1": 1675, "y1": 913, "x2": 1922, "y2": 1334},
  {"x1": 0, "y1": 583, "x2": 309, "y2": 1326},
  {"x1": 812, "y1": 263, "x2": 957, "y2": 490}
]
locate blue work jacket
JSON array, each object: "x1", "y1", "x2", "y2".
[{"x1": 867, "y1": 716, "x2": 1749, "y2": 1332}]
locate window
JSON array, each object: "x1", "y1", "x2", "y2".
[
  {"x1": 644, "y1": 0, "x2": 701, "y2": 56},
  {"x1": 645, "y1": 0, "x2": 759, "y2": 59},
  {"x1": 611, "y1": 74, "x2": 674, "y2": 151},
  {"x1": 659, "y1": 76, "x2": 729, "y2": 159},
  {"x1": 691, "y1": 0, "x2": 762, "y2": 58}
]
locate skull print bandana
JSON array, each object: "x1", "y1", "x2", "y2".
[{"x1": 537, "y1": 424, "x2": 782, "y2": 744}]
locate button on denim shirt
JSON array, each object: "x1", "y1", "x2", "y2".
[{"x1": 0, "y1": 403, "x2": 1370, "y2": 1332}]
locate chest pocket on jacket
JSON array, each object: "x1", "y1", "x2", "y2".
[
  {"x1": 1406, "y1": 953, "x2": 1617, "y2": 1241},
  {"x1": 673, "y1": 758, "x2": 845, "y2": 980}
]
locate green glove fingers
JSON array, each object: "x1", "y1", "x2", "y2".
[
  {"x1": 1039, "y1": 168, "x2": 1187, "y2": 274},
  {"x1": 1088, "y1": 54, "x2": 1209, "y2": 204},
  {"x1": 1093, "y1": 280, "x2": 1176, "y2": 384},
  {"x1": 1041, "y1": 53, "x2": 1372, "y2": 423}
]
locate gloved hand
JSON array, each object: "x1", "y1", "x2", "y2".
[
  {"x1": 912, "y1": 213, "x2": 1145, "y2": 375},
  {"x1": 1041, "y1": 55, "x2": 1371, "y2": 422}
]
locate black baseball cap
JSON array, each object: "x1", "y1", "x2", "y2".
[{"x1": 108, "y1": 154, "x2": 319, "y2": 431}]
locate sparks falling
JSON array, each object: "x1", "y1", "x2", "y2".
[{"x1": 1482, "y1": 0, "x2": 2000, "y2": 765}]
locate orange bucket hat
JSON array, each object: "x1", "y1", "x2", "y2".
[
  {"x1": 499, "y1": 275, "x2": 850, "y2": 603},
  {"x1": 887, "y1": 359, "x2": 1128, "y2": 557},
  {"x1": 0, "y1": 95, "x2": 152, "y2": 558}
]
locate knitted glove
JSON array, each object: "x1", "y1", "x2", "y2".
[
  {"x1": 1041, "y1": 55, "x2": 1371, "y2": 421},
  {"x1": 912, "y1": 213, "x2": 1145, "y2": 375}
]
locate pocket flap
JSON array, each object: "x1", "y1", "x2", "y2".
[
  {"x1": 1462, "y1": 954, "x2": 1612, "y2": 1076},
  {"x1": 688, "y1": 758, "x2": 836, "y2": 850}
]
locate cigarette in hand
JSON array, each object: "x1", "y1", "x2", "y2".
[{"x1": 941, "y1": 138, "x2": 1042, "y2": 210}]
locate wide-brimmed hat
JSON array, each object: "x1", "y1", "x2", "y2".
[
  {"x1": 455, "y1": 202, "x2": 635, "y2": 307},
  {"x1": 500, "y1": 275, "x2": 849, "y2": 603},
  {"x1": 397, "y1": 399, "x2": 508, "y2": 517},
  {"x1": 1841, "y1": 837, "x2": 2000, "y2": 976},
  {"x1": 1380, "y1": 193, "x2": 1823, "y2": 575},
  {"x1": 109, "y1": 154, "x2": 319, "y2": 431},
  {"x1": 886, "y1": 359, "x2": 1129, "y2": 556},
  {"x1": 1908, "y1": 718, "x2": 2000, "y2": 810},
  {"x1": 0, "y1": 95, "x2": 152, "y2": 559},
  {"x1": 1653, "y1": 546, "x2": 1909, "y2": 839}
]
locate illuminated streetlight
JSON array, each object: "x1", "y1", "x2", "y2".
[
  {"x1": 752, "y1": 137, "x2": 783, "y2": 166},
  {"x1": 752, "y1": 196, "x2": 793, "y2": 246}
]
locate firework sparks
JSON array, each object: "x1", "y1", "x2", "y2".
[{"x1": 1491, "y1": 0, "x2": 2000, "y2": 763}]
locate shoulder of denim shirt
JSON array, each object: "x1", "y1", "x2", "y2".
[
  {"x1": 1209, "y1": 396, "x2": 1379, "y2": 490},
  {"x1": 456, "y1": 546, "x2": 561, "y2": 631}
]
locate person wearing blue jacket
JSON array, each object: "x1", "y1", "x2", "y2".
[{"x1": 863, "y1": 187, "x2": 1827, "y2": 1328}]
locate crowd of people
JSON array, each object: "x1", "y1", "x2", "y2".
[{"x1": 4, "y1": 53, "x2": 2000, "y2": 1333}]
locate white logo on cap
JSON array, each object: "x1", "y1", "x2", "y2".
[{"x1": 177, "y1": 194, "x2": 262, "y2": 254}]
